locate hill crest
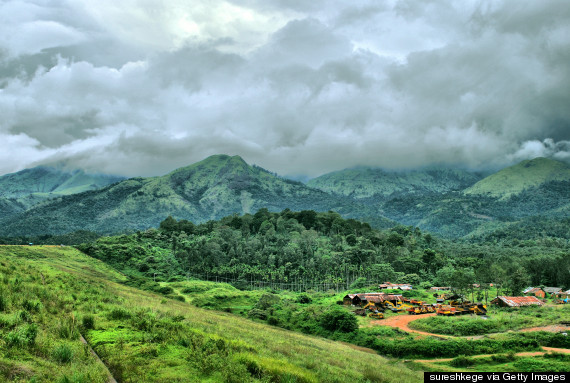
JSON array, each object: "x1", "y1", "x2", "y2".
[{"x1": 464, "y1": 157, "x2": 570, "y2": 198}]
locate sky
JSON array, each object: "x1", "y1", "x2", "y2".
[{"x1": 0, "y1": 0, "x2": 569, "y2": 178}]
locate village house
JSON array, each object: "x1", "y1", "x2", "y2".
[
  {"x1": 430, "y1": 286, "x2": 451, "y2": 291},
  {"x1": 343, "y1": 292, "x2": 403, "y2": 306},
  {"x1": 342, "y1": 294, "x2": 357, "y2": 305},
  {"x1": 491, "y1": 296, "x2": 544, "y2": 307},
  {"x1": 522, "y1": 287, "x2": 546, "y2": 298},
  {"x1": 378, "y1": 282, "x2": 413, "y2": 290},
  {"x1": 543, "y1": 287, "x2": 562, "y2": 297}
]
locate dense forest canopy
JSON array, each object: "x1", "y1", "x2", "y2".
[{"x1": 76, "y1": 209, "x2": 570, "y2": 294}]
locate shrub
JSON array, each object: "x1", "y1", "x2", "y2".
[
  {"x1": 18, "y1": 310, "x2": 32, "y2": 323},
  {"x1": 0, "y1": 294, "x2": 7, "y2": 312},
  {"x1": 81, "y1": 315, "x2": 95, "y2": 330},
  {"x1": 255, "y1": 293, "x2": 280, "y2": 310},
  {"x1": 248, "y1": 309, "x2": 268, "y2": 320},
  {"x1": 491, "y1": 352, "x2": 516, "y2": 363},
  {"x1": 319, "y1": 307, "x2": 358, "y2": 333},
  {"x1": 6, "y1": 324, "x2": 37, "y2": 348},
  {"x1": 296, "y1": 293, "x2": 312, "y2": 304},
  {"x1": 350, "y1": 277, "x2": 368, "y2": 289},
  {"x1": 153, "y1": 286, "x2": 174, "y2": 295},
  {"x1": 450, "y1": 355, "x2": 475, "y2": 367},
  {"x1": 57, "y1": 316, "x2": 79, "y2": 340},
  {"x1": 108, "y1": 307, "x2": 131, "y2": 320},
  {"x1": 52, "y1": 344, "x2": 73, "y2": 363}
]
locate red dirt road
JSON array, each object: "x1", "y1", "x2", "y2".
[{"x1": 369, "y1": 313, "x2": 447, "y2": 337}]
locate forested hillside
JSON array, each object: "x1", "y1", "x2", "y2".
[
  {"x1": 1, "y1": 156, "x2": 569, "y2": 240},
  {"x1": 0, "y1": 155, "x2": 393, "y2": 237},
  {"x1": 0, "y1": 165, "x2": 124, "y2": 221},
  {"x1": 77, "y1": 210, "x2": 570, "y2": 295},
  {"x1": 307, "y1": 167, "x2": 483, "y2": 200}
]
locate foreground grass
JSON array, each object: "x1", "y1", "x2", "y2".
[{"x1": 0, "y1": 246, "x2": 422, "y2": 382}]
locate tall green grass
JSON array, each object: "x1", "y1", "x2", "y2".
[{"x1": 0, "y1": 246, "x2": 422, "y2": 382}]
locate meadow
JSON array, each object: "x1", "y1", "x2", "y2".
[{"x1": 0, "y1": 246, "x2": 422, "y2": 383}]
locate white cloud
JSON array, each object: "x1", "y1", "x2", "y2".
[{"x1": 0, "y1": 0, "x2": 569, "y2": 177}]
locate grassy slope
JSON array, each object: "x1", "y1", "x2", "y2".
[
  {"x1": 464, "y1": 157, "x2": 570, "y2": 198},
  {"x1": 0, "y1": 246, "x2": 421, "y2": 383}
]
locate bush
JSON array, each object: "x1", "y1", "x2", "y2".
[
  {"x1": 52, "y1": 344, "x2": 74, "y2": 363},
  {"x1": 153, "y1": 286, "x2": 174, "y2": 295},
  {"x1": 350, "y1": 277, "x2": 368, "y2": 289},
  {"x1": 255, "y1": 294, "x2": 280, "y2": 310},
  {"x1": 22, "y1": 299, "x2": 41, "y2": 313},
  {"x1": 491, "y1": 352, "x2": 516, "y2": 363},
  {"x1": 296, "y1": 293, "x2": 312, "y2": 304},
  {"x1": 6, "y1": 324, "x2": 37, "y2": 348},
  {"x1": 56, "y1": 317, "x2": 79, "y2": 340},
  {"x1": 319, "y1": 307, "x2": 358, "y2": 333},
  {"x1": 82, "y1": 315, "x2": 95, "y2": 330},
  {"x1": 247, "y1": 309, "x2": 268, "y2": 321},
  {"x1": 450, "y1": 355, "x2": 475, "y2": 367},
  {"x1": 108, "y1": 307, "x2": 131, "y2": 320}
]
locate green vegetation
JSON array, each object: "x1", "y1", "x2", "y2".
[
  {"x1": 0, "y1": 245, "x2": 422, "y2": 382},
  {"x1": 464, "y1": 157, "x2": 570, "y2": 198},
  {"x1": 75, "y1": 210, "x2": 569, "y2": 297},
  {"x1": 307, "y1": 167, "x2": 482, "y2": 200},
  {"x1": 0, "y1": 165, "x2": 124, "y2": 223},
  {"x1": 427, "y1": 352, "x2": 570, "y2": 373},
  {"x1": 0, "y1": 155, "x2": 394, "y2": 237},
  {"x1": 409, "y1": 306, "x2": 570, "y2": 336},
  {"x1": 3, "y1": 156, "x2": 570, "y2": 240}
]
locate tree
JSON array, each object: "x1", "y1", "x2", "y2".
[
  {"x1": 505, "y1": 266, "x2": 530, "y2": 296},
  {"x1": 159, "y1": 216, "x2": 178, "y2": 232}
]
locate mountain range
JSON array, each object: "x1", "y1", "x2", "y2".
[
  {"x1": 0, "y1": 166, "x2": 124, "y2": 220},
  {"x1": 0, "y1": 155, "x2": 568, "y2": 239}
]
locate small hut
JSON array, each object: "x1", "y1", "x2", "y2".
[{"x1": 491, "y1": 296, "x2": 544, "y2": 307}]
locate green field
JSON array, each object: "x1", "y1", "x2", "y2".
[{"x1": 0, "y1": 246, "x2": 422, "y2": 382}]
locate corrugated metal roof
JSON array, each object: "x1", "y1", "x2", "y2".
[
  {"x1": 493, "y1": 296, "x2": 544, "y2": 307},
  {"x1": 544, "y1": 287, "x2": 562, "y2": 294}
]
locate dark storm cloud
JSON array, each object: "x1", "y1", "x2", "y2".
[{"x1": 0, "y1": 0, "x2": 568, "y2": 177}]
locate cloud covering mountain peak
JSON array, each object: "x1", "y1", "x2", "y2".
[{"x1": 0, "y1": 0, "x2": 568, "y2": 177}]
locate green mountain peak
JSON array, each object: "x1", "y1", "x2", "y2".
[{"x1": 464, "y1": 157, "x2": 570, "y2": 198}]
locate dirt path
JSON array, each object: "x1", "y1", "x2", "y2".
[
  {"x1": 368, "y1": 313, "x2": 449, "y2": 337},
  {"x1": 520, "y1": 325, "x2": 570, "y2": 333}
]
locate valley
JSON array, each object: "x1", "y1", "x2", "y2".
[{"x1": 0, "y1": 155, "x2": 568, "y2": 381}]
